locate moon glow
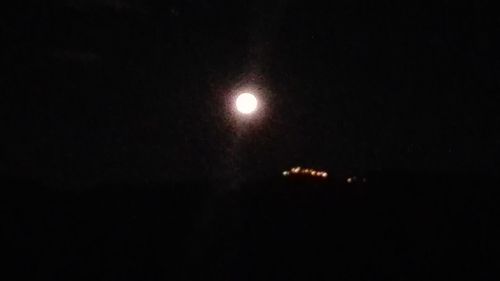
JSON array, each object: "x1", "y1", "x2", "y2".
[{"x1": 235, "y1": 93, "x2": 258, "y2": 114}]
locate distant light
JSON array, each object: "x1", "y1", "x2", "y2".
[
  {"x1": 235, "y1": 93, "x2": 258, "y2": 114},
  {"x1": 311, "y1": 171, "x2": 317, "y2": 176},
  {"x1": 347, "y1": 177, "x2": 352, "y2": 183},
  {"x1": 283, "y1": 171, "x2": 290, "y2": 176}
]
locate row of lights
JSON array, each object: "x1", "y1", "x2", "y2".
[
  {"x1": 346, "y1": 176, "x2": 367, "y2": 184},
  {"x1": 283, "y1": 167, "x2": 328, "y2": 178}
]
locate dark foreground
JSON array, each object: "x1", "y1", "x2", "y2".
[{"x1": 2, "y1": 173, "x2": 499, "y2": 281}]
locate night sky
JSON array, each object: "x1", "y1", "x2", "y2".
[{"x1": 3, "y1": 1, "x2": 500, "y2": 187}]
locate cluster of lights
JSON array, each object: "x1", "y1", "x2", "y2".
[
  {"x1": 346, "y1": 176, "x2": 367, "y2": 184},
  {"x1": 282, "y1": 167, "x2": 328, "y2": 178}
]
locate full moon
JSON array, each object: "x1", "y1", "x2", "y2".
[{"x1": 235, "y1": 93, "x2": 258, "y2": 114}]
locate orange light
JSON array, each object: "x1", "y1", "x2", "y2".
[{"x1": 285, "y1": 166, "x2": 329, "y2": 179}]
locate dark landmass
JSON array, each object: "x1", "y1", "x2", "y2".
[{"x1": 2, "y1": 173, "x2": 499, "y2": 281}]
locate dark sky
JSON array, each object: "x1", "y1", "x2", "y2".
[{"x1": 3, "y1": 1, "x2": 500, "y2": 187}]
